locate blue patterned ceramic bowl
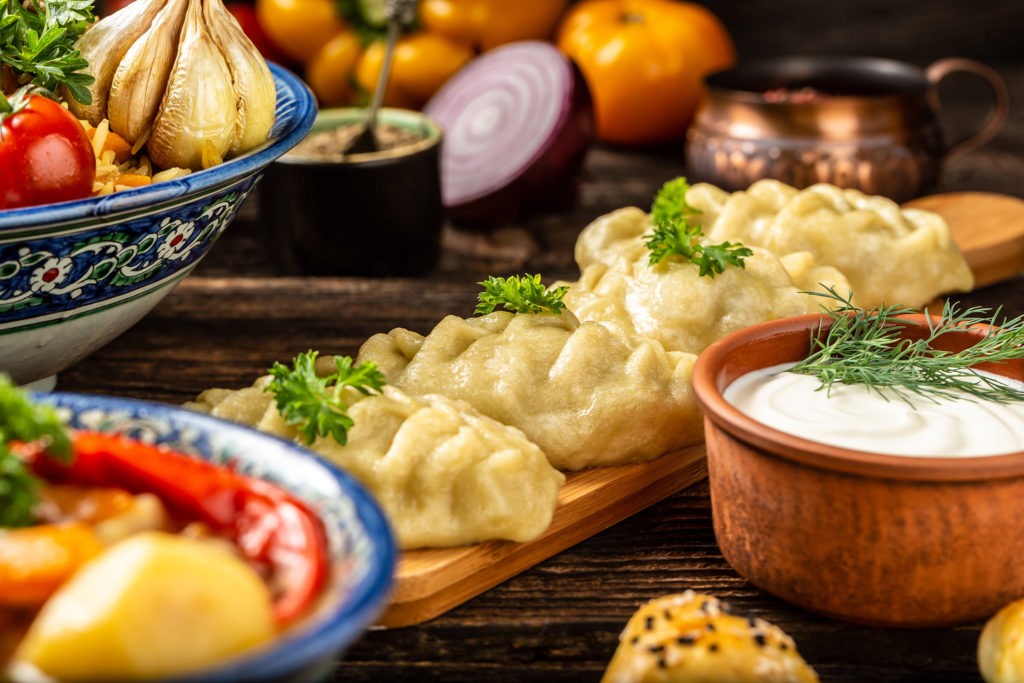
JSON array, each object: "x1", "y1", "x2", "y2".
[
  {"x1": 30, "y1": 391, "x2": 397, "y2": 683},
  {"x1": 0, "y1": 64, "x2": 317, "y2": 388}
]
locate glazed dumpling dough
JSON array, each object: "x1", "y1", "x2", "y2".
[
  {"x1": 562, "y1": 206, "x2": 851, "y2": 355},
  {"x1": 188, "y1": 380, "x2": 564, "y2": 550},
  {"x1": 603, "y1": 591, "x2": 819, "y2": 683},
  {"x1": 685, "y1": 179, "x2": 974, "y2": 307},
  {"x1": 356, "y1": 309, "x2": 703, "y2": 471}
]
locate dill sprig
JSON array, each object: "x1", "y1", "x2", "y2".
[
  {"x1": 643, "y1": 177, "x2": 751, "y2": 277},
  {"x1": 474, "y1": 274, "x2": 567, "y2": 315},
  {"x1": 267, "y1": 351, "x2": 385, "y2": 446},
  {"x1": 791, "y1": 287, "x2": 1024, "y2": 405}
]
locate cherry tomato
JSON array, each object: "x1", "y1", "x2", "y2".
[
  {"x1": 355, "y1": 32, "x2": 475, "y2": 110},
  {"x1": 101, "y1": 0, "x2": 135, "y2": 14},
  {"x1": 0, "y1": 94, "x2": 97, "y2": 210},
  {"x1": 255, "y1": 0, "x2": 347, "y2": 64},
  {"x1": 225, "y1": 2, "x2": 292, "y2": 66},
  {"x1": 306, "y1": 29, "x2": 363, "y2": 107}
]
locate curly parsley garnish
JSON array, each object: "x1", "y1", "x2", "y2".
[
  {"x1": 791, "y1": 286, "x2": 1024, "y2": 405},
  {"x1": 0, "y1": 374, "x2": 73, "y2": 528},
  {"x1": 643, "y1": 177, "x2": 752, "y2": 277},
  {"x1": 0, "y1": 0, "x2": 96, "y2": 105},
  {"x1": 474, "y1": 273, "x2": 568, "y2": 315},
  {"x1": 267, "y1": 351, "x2": 385, "y2": 446}
]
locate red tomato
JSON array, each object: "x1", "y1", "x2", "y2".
[
  {"x1": 0, "y1": 94, "x2": 97, "y2": 210},
  {"x1": 226, "y1": 2, "x2": 292, "y2": 66},
  {"x1": 101, "y1": 0, "x2": 134, "y2": 13}
]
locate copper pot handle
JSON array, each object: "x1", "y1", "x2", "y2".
[{"x1": 925, "y1": 57, "x2": 1010, "y2": 167}]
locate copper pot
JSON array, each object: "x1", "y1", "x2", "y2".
[{"x1": 685, "y1": 56, "x2": 1009, "y2": 202}]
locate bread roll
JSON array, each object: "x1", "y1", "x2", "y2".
[
  {"x1": 979, "y1": 598, "x2": 1024, "y2": 683},
  {"x1": 603, "y1": 591, "x2": 819, "y2": 683}
]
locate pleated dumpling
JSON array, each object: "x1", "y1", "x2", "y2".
[
  {"x1": 562, "y1": 206, "x2": 850, "y2": 356},
  {"x1": 686, "y1": 179, "x2": 974, "y2": 307},
  {"x1": 356, "y1": 309, "x2": 703, "y2": 471},
  {"x1": 187, "y1": 379, "x2": 564, "y2": 550}
]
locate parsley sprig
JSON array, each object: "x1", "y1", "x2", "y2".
[
  {"x1": 791, "y1": 287, "x2": 1024, "y2": 405},
  {"x1": 267, "y1": 351, "x2": 385, "y2": 446},
  {"x1": 0, "y1": 0, "x2": 95, "y2": 105},
  {"x1": 0, "y1": 374, "x2": 73, "y2": 528},
  {"x1": 643, "y1": 177, "x2": 752, "y2": 277},
  {"x1": 474, "y1": 274, "x2": 568, "y2": 315}
]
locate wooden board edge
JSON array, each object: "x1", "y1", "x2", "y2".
[{"x1": 376, "y1": 449, "x2": 708, "y2": 628}]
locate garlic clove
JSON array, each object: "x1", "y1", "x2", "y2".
[
  {"x1": 147, "y1": 0, "x2": 237, "y2": 171},
  {"x1": 203, "y1": 0, "x2": 277, "y2": 156},
  {"x1": 65, "y1": 0, "x2": 169, "y2": 125},
  {"x1": 107, "y1": 0, "x2": 191, "y2": 146}
]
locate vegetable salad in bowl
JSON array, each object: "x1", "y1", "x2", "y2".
[
  {"x1": 2, "y1": 0, "x2": 277, "y2": 209},
  {"x1": 0, "y1": 0, "x2": 317, "y2": 387},
  {"x1": 0, "y1": 376, "x2": 395, "y2": 682}
]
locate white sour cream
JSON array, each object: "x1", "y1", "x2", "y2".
[{"x1": 723, "y1": 363, "x2": 1024, "y2": 457}]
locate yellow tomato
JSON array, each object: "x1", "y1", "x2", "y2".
[
  {"x1": 557, "y1": 0, "x2": 736, "y2": 146},
  {"x1": 355, "y1": 32, "x2": 475, "y2": 110},
  {"x1": 420, "y1": 0, "x2": 571, "y2": 51},
  {"x1": 255, "y1": 0, "x2": 347, "y2": 63},
  {"x1": 306, "y1": 29, "x2": 363, "y2": 107}
]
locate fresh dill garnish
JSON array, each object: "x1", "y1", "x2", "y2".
[
  {"x1": 0, "y1": 374, "x2": 73, "y2": 528},
  {"x1": 0, "y1": 0, "x2": 96, "y2": 105},
  {"x1": 791, "y1": 286, "x2": 1024, "y2": 405},
  {"x1": 643, "y1": 177, "x2": 752, "y2": 277},
  {"x1": 266, "y1": 351, "x2": 385, "y2": 446},
  {"x1": 474, "y1": 274, "x2": 568, "y2": 315}
]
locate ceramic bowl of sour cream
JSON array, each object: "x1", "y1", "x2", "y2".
[{"x1": 691, "y1": 313, "x2": 1024, "y2": 628}]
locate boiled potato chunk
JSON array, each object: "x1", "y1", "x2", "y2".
[{"x1": 13, "y1": 531, "x2": 275, "y2": 681}]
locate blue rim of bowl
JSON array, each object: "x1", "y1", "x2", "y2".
[
  {"x1": 33, "y1": 391, "x2": 397, "y2": 683},
  {"x1": 0, "y1": 62, "x2": 317, "y2": 231}
]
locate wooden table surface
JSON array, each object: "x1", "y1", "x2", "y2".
[{"x1": 55, "y1": 93, "x2": 1024, "y2": 681}]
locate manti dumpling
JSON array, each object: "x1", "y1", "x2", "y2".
[
  {"x1": 686, "y1": 179, "x2": 974, "y2": 307},
  {"x1": 356, "y1": 309, "x2": 703, "y2": 471},
  {"x1": 187, "y1": 379, "x2": 564, "y2": 549},
  {"x1": 561, "y1": 206, "x2": 851, "y2": 355}
]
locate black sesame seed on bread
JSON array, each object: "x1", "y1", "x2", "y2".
[{"x1": 602, "y1": 591, "x2": 819, "y2": 683}]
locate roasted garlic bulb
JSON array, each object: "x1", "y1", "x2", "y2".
[{"x1": 66, "y1": 0, "x2": 276, "y2": 171}]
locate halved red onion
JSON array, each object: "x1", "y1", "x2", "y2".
[{"x1": 424, "y1": 40, "x2": 594, "y2": 228}]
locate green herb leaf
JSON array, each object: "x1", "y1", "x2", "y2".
[
  {"x1": 791, "y1": 286, "x2": 1024, "y2": 405},
  {"x1": 474, "y1": 274, "x2": 568, "y2": 315},
  {"x1": 643, "y1": 177, "x2": 751, "y2": 277},
  {"x1": 0, "y1": 0, "x2": 95, "y2": 104},
  {"x1": 266, "y1": 351, "x2": 385, "y2": 446},
  {"x1": 333, "y1": 0, "x2": 417, "y2": 44},
  {"x1": 0, "y1": 374, "x2": 73, "y2": 528},
  {"x1": 650, "y1": 176, "x2": 700, "y2": 225}
]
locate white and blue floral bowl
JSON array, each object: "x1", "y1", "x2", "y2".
[
  {"x1": 0, "y1": 64, "x2": 317, "y2": 388},
  {"x1": 32, "y1": 391, "x2": 397, "y2": 683}
]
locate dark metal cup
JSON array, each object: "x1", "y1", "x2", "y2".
[
  {"x1": 260, "y1": 108, "x2": 444, "y2": 277},
  {"x1": 685, "y1": 56, "x2": 1009, "y2": 202}
]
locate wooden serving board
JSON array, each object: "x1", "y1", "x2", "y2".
[
  {"x1": 905, "y1": 191, "x2": 1024, "y2": 288},
  {"x1": 376, "y1": 191, "x2": 1023, "y2": 629},
  {"x1": 378, "y1": 445, "x2": 707, "y2": 628}
]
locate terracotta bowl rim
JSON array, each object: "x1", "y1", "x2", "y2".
[{"x1": 691, "y1": 313, "x2": 1024, "y2": 482}]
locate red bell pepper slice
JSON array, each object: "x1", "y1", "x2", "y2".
[{"x1": 28, "y1": 430, "x2": 329, "y2": 625}]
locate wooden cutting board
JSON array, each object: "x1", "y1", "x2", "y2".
[
  {"x1": 377, "y1": 191, "x2": 1024, "y2": 629},
  {"x1": 379, "y1": 445, "x2": 707, "y2": 628}
]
